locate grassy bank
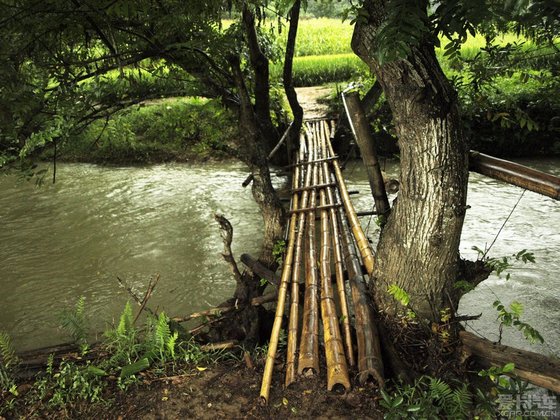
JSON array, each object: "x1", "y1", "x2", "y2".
[{"x1": 55, "y1": 98, "x2": 235, "y2": 164}]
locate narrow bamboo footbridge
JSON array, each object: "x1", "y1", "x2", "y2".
[
  {"x1": 260, "y1": 118, "x2": 383, "y2": 403},
  {"x1": 258, "y1": 109, "x2": 560, "y2": 402}
]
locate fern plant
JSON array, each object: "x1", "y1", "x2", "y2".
[
  {"x1": 145, "y1": 312, "x2": 178, "y2": 364},
  {"x1": 0, "y1": 331, "x2": 19, "y2": 401},
  {"x1": 103, "y1": 302, "x2": 141, "y2": 366},
  {"x1": 59, "y1": 296, "x2": 89, "y2": 354},
  {"x1": 380, "y1": 375, "x2": 476, "y2": 419}
]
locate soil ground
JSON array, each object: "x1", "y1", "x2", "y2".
[
  {"x1": 105, "y1": 360, "x2": 383, "y2": 419},
  {"x1": 294, "y1": 86, "x2": 333, "y2": 119},
  {"x1": 4, "y1": 356, "x2": 384, "y2": 419}
]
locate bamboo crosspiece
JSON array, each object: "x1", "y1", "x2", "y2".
[{"x1": 260, "y1": 118, "x2": 383, "y2": 402}]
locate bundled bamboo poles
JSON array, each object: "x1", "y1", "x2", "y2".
[
  {"x1": 260, "y1": 118, "x2": 383, "y2": 402},
  {"x1": 260, "y1": 141, "x2": 302, "y2": 403},
  {"x1": 324, "y1": 121, "x2": 376, "y2": 276},
  {"x1": 285, "y1": 135, "x2": 312, "y2": 387},
  {"x1": 318, "y1": 121, "x2": 354, "y2": 367},
  {"x1": 315, "y1": 122, "x2": 351, "y2": 390},
  {"x1": 298, "y1": 126, "x2": 321, "y2": 375}
]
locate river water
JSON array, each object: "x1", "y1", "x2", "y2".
[{"x1": 1, "y1": 159, "x2": 558, "y2": 356}]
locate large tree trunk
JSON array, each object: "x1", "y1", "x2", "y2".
[
  {"x1": 242, "y1": 4, "x2": 279, "y2": 151},
  {"x1": 352, "y1": 1, "x2": 469, "y2": 322}
]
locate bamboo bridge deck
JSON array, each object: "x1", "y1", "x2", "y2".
[{"x1": 259, "y1": 118, "x2": 384, "y2": 402}]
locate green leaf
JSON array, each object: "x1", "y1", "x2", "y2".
[
  {"x1": 87, "y1": 365, "x2": 108, "y2": 376},
  {"x1": 120, "y1": 357, "x2": 150, "y2": 378},
  {"x1": 502, "y1": 362, "x2": 515, "y2": 373}
]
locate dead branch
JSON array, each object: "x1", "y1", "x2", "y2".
[{"x1": 214, "y1": 213, "x2": 243, "y2": 286}]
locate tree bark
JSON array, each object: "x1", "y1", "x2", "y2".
[
  {"x1": 283, "y1": 0, "x2": 304, "y2": 152},
  {"x1": 228, "y1": 54, "x2": 285, "y2": 278},
  {"x1": 352, "y1": 0, "x2": 469, "y2": 321},
  {"x1": 242, "y1": 4, "x2": 278, "y2": 151}
]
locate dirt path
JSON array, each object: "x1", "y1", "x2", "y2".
[{"x1": 295, "y1": 86, "x2": 333, "y2": 119}]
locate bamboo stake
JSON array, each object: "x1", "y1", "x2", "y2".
[
  {"x1": 285, "y1": 135, "x2": 312, "y2": 387},
  {"x1": 333, "y1": 173, "x2": 384, "y2": 386},
  {"x1": 342, "y1": 91, "x2": 390, "y2": 217},
  {"x1": 317, "y1": 121, "x2": 355, "y2": 367},
  {"x1": 298, "y1": 124, "x2": 321, "y2": 375},
  {"x1": 324, "y1": 121, "x2": 375, "y2": 276},
  {"x1": 317, "y1": 123, "x2": 351, "y2": 391},
  {"x1": 260, "y1": 145, "x2": 302, "y2": 404}
]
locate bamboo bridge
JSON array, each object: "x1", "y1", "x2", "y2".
[
  {"x1": 259, "y1": 118, "x2": 384, "y2": 403},
  {"x1": 257, "y1": 93, "x2": 560, "y2": 402}
]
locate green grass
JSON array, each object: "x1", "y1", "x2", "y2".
[
  {"x1": 276, "y1": 18, "x2": 354, "y2": 57},
  {"x1": 271, "y1": 53, "x2": 370, "y2": 86},
  {"x1": 57, "y1": 97, "x2": 235, "y2": 163}
]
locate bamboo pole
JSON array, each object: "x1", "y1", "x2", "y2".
[
  {"x1": 260, "y1": 144, "x2": 302, "y2": 404},
  {"x1": 342, "y1": 91, "x2": 391, "y2": 217},
  {"x1": 318, "y1": 120, "x2": 355, "y2": 367},
  {"x1": 324, "y1": 121, "x2": 376, "y2": 276},
  {"x1": 469, "y1": 151, "x2": 560, "y2": 200},
  {"x1": 298, "y1": 124, "x2": 321, "y2": 375},
  {"x1": 317, "y1": 123, "x2": 351, "y2": 390},
  {"x1": 332, "y1": 169, "x2": 384, "y2": 386},
  {"x1": 285, "y1": 134, "x2": 313, "y2": 387}
]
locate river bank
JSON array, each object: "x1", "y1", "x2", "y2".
[{"x1": 2, "y1": 348, "x2": 385, "y2": 419}]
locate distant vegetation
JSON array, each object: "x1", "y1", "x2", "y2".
[{"x1": 52, "y1": 18, "x2": 560, "y2": 162}]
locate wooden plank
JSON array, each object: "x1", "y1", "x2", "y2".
[
  {"x1": 469, "y1": 151, "x2": 560, "y2": 200},
  {"x1": 460, "y1": 331, "x2": 560, "y2": 393}
]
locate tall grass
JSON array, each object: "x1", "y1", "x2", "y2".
[
  {"x1": 276, "y1": 18, "x2": 354, "y2": 56},
  {"x1": 271, "y1": 53, "x2": 369, "y2": 86}
]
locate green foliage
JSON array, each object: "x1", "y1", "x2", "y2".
[
  {"x1": 374, "y1": 0, "x2": 433, "y2": 64},
  {"x1": 0, "y1": 331, "x2": 20, "y2": 405},
  {"x1": 379, "y1": 376, "x2": 477, "y2": 419},
  {"x1": 275, "y1": 18, "x2": 353, "y2": 56},
  {"x1": 493, "y1": 300, "x2": 544, "y2": 344},
  {"x1": 33, "y1": 355, "x2": 105, "y2": 408},
  {"x1": 58, "y1": 98, "x2": 235, "y2": 163},
  {"x1": 59, "y1": 296, "x2": 89, "y2": 354},
  {"x1": 145, "y1": 312, "x2": 180, "y2": 364},
  {"x1": 271, "y1": 53, "x2": 369, "y2": 86},
  {"x1": 272, "y1": 239, "x2": 287, "y2": 265},
  {"x1": 0, "y1": 331, "x2": 19, "y2": 370},
  {"x1": 387, "y1": 284, "x2": 410, "y2": 307},
  {"x1": 103, "y1": 302, "x2": 141, "y2": 367},
  {"x1": 472, "y1": 246, "x2": 536, "y2": 280},
  {"x1": 478, "y1": 362, "x2": 516, "y2": 388}
]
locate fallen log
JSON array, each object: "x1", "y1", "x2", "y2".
[
  {"x1": 240, "y1": 253, "x2": 280, "y2": 286},
  {"x1": 460, "y1": 330, "x2": 560, "y2": 393},
  {"x1": 171, "y1": 292, "x2": 277, "y2": 323},
  {"x1": 469, "y1": 151, "x2": 560, "y2": 200}
]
